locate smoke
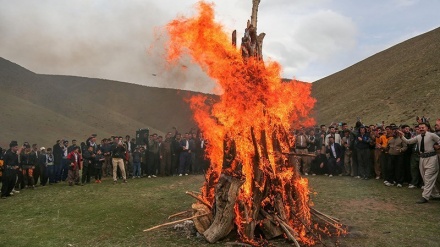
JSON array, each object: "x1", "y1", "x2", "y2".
[{"x1": 0, "y1": 0, "x2": 217, "y2": 93}]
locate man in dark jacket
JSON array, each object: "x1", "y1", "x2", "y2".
[
  {"x1": 356, "y1": 126, "x2": 372, "y2": 180},
  {"x1": 52, "y1": 140, "x2": 63, "y2": 183},
  {"x1": 37, "y1": 147, "x2": 48, "y2": 186},
  {"x1": 326, "y1": 136, "x2": 343, "y2": 177},
  {"x1": 82, "y1": 146, "x2": 95, "y2": 185},
  {"x1": 1, "y1": 141, "x2": 20, "y2": 199}
]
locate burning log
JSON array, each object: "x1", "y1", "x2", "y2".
[{"x1": 203, "y1": 174, "x2": 245, "y2": 243}]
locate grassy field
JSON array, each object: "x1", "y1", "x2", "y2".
[{"x1": 1, "y1": 175, "x2": 439, "y2": 247}]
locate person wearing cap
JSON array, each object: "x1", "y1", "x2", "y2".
[
  {"x1": 355, "y1": 125, "x2": 372, "y2": 180},
  {"x1": 398, "y1": 122, "x2": 440, "y2": 203},
  {"x1": 1, "y1": 141, "x2": 21, "y2": 198}
]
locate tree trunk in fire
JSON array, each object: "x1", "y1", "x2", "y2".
[{"x1": 203, "y1": 174, "x2": 245, "y2": 243}]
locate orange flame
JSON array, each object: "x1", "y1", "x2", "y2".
[{"x1": 164, "y1": 1, "x2": 324, "y2": 245}]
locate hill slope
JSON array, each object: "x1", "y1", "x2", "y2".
[
  {"x1": 312, "y1": 27, "x2": 440, "y2": 126},
  {"x1": 0, "y1": 57, "x2": 203, "y2": 147}
]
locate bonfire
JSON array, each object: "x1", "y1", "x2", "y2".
[{"x1": 145, "y1": 1, "x2": 347, "y2": 246}]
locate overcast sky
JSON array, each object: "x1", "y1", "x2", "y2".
[{"x1": 0, "y1": 0, "x2": 439, "y2": 93}]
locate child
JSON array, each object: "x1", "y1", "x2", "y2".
[
  {"x1": 132, "y1": 147, "x2": 141, "y2": 178},
  {"x1": 94, "y1": 149, "x2": 105, "y2": 183}
]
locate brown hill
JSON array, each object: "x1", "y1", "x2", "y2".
[
  {"x1": 312, "y1": 27, "x2": 440, "y2": 127},
  {"x1": 0, "y1": 57, "x2": 203, "y2": 148}
]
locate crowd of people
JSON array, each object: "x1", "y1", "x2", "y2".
[
  {"x1": 292, "y1": 117, "x2": 440, "y2": 204},
  {"x1": 1, "y1": 117, "x2": 440, "y2": 204},
  {"x1": 0, "y1": 128, "x2": 209, "y2": 199}
]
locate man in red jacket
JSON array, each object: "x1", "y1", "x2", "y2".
[{"x1": 66, "y1": 147, "x2": 81, "y2": 186}]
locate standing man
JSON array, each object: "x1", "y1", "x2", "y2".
[
  {"x1": 112, "y1": 139, "x2": 127, "y2": 184},
  {"x1": 53, "y1": 140, "x2": 63, "y2": 183},
  {"x1": 1, "y1": 141, "x2": 20, "y2": 199},
  {"x1": 30, "y1": 144, "x2": 40, "y2": 186},
  {"x1": 295, "y1": 127, "x2": 309, "y2": 175},
  {"x1": 356, "y1": 126, "x2": 372, "y2": 180},
  {"x1": 178, "y1": 133, "x2": 192, "y2": 176},
  {"x1": 398, "y1": 123, "x2": 440, "y2": 203},
  {"x1": 341, "y1": 130, "x2": 354, "y2": 176},
  {"x1": 385, "y1": 127, "x2": 407, "y2": 187},
  {"x1": 160, "y1": 133, "x2": 173, "y2": 176}
]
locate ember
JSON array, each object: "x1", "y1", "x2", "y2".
[{"x1": 146, "y1": 1, "x2": 347, "y2": 246}]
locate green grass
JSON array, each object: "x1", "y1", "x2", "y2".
[{"x1": 1, "y1": 175, "x2": 439, "y2": 247}]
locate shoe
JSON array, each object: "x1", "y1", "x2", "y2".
[
  {"x1": 384, "y1": 181, "x2": 393, "y2": 186},
  {"x1": 355, "y1": 176, "x2": 361, "y2": 179},
  {"x1": 123, "y1": 180, "x2": 128, "y2": 183},
  {"x1": 9, "y1": 192, "x2": 14, "y2": 196},
  {"x1": 408, "y1": 184, "x2": 416, "y2": 189},
  {"x1": 416, "y1": 197, "x2": 428, "y2": 204},
  {"x1": 363, "y1": 177, "x2": 369, "y2": 180},
  {"x1": 95, "y1": 180, "x2": 99, "y2": 183},
  {"x1": 179, "y1": 174, "x2": 183, "y2": 176},
  {"x1": 304, "y1": 173, "x2": 309, "y2": 176},
  {"x1": 375, "y1": 176, "x2": 380, "y2": 180},
  {"x1": 12, "y1": 189, "x2": 20, "y2": 194},
  {"x1": 152, "y1": 175, "x2": 157, "y2": 178},
  {"x1": 312, "y1": 174, "x2": 316, "y2": 176},
  {"x1": 383, "y1": 180, "x2": 388, "y2": 184},
  {"x1": 148, "y1": 175, "x2": 151, "y2": 178},
  {"x1": 185, "y1": 173, "x2": 189, "y2": 176},
  {"x1": 328, "y1": 175, "x2": 333, "y2": 177},
  {"x1": 113, "y1": 180, "x2": 117, "y2": 184},
  {"x1": 397, "y1": 184, "x2": 402, "y2": 188}
]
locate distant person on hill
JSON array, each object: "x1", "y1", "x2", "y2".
[
  {"x1": 1, "y1": 141, "x2": 21, "y2": 199},
  {"x1": 398, "y1": 122, "x2": 440, "y2": 203},
  {"x1": 66, "y1": 146, "x2": 81, "y2": 186}
]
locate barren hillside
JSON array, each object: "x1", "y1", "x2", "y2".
[{"x1": 312, "y1": 27, "x2": 440, "y2": 126}]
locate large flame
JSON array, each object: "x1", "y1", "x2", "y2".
[{"x1": 164, "y1": 1, "x2": 318, "y2": 245}]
